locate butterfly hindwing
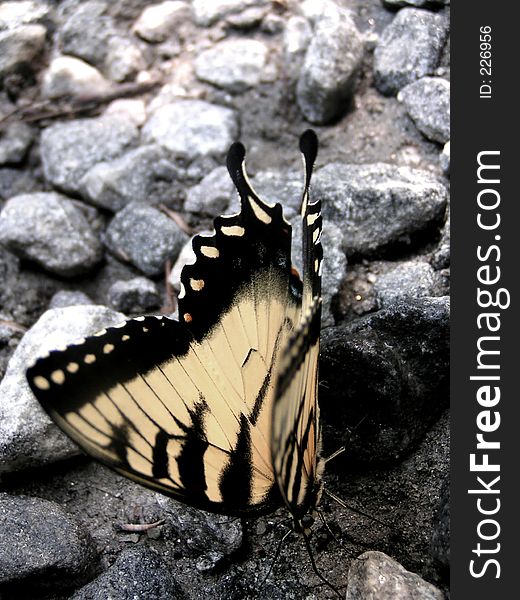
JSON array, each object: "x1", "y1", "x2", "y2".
[{"x1": 27, "y1": 131, "x2": 322, "y2": 522}]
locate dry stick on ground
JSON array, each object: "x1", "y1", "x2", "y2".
[{"x1": 0, "y1": 79, "x2": 162, "y2": 129}]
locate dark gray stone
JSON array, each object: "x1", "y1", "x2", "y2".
[
  {"x1": 80, "y1": 145, "x2": 177, "y2": 212},
  {"x1": 313, "y1": 162, "x2": 448, "y2": 257},
  {"x1": 373, "y1": 260, "x2": 446, "y2": 307},
  {"x1": 194, "y1": 39, "x2": 268, "y2": 93},
  {"x1": 374, "y1": 8, "x2": 448, "y2": 95},
  {"x1": 0, "y1": 168, "x2": 38, "y2": 201},
  {"x1": 430, "y1": 478, "x2": 450, "y2": 570},
  {"x1": 399, "y1": 77, "x2": 450, "y2": 143},
  {"x1": 0, "y1": 122, "x2": 34, "y2": 165},
  {"x1": 59, "y1": 1, "x2": 115, "y2": 67},
  {"x1": 107, "y1": 277, "x2": 161, "y2": 313},
  {"x1": 0, "y1": 493, "x2": 96, "y2": 588},
  {"x1": 0, "y1": 306, "x2": 125, "y2": 473},
  {"x1": 40, "y1": 115, "x2": 139, "y2": 194},
  {"x1": 0, "y1": 23, "x2": 46, "y2": 77},
  {"x1": 320, "y1": 296, "x2": 449, "y2": 462},
  {"x1": 142, "y1": 100, "x2": 239, "y2": 160},
  {"x1": 184, "y1": 166, "x2": 235, "y2": 215},
  {"x1": 70, "y1": 546, "x2": 185, "y2": 600},
  {"x1": 0, "y1": 192, "x2": 103, "y2": 277},
  {"x1": 346, "y1": 551, "x2": 444, "y2": 600},
  {"x1": 105, "y1": 202, "x2": 189, "y2": 277},
  {"x1": 296, "y1": 8, "x2": 363, "y2": 124}
]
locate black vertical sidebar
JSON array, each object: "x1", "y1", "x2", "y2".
[{"x1": 452, "y1": 2, "x2": 518, "y2": 598}]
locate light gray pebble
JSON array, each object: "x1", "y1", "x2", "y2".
[
  {"x1": 398, "y1": 77, "x2": 450, "y2": 143},
  {"x1": 49, "y1": 290, "x2": 94, "y2": 309},
  {"x1": 0, "y1": 121, "x2": 34, "y2": 165},
  {"x1": 314, "y1": 162, "x2": 448, "y2": 256},
  {"x1": 0, "y1": 305, "x2": 125, "y2": 473},
  {"x1": 104, "y1": 35, "x2": 147, "y2": 82},
  {"x1": 0, "y1": 1, "x2": 51, "y2": 30},
  {"x1": 283, "y1": 16, "x2": 312, "y2": 61},
  {"x1": 105, "y1": 202, "x2": 189, "y2": 277},
  {"x1": 142, "y1": 100, "x2": 239, "y2": 160},
  {"x1": 374, "y1": 8, "x2": 449, "y2": 95},
  {"x1": 40, "y1": 114, "x2": 139, "y2": 194},
  {"x1": 58, "y1": 1, "x2": 115, "y2": 67},
  {"x1": 184, "y1": 166, "x2": 235, "y2": 215},
  {"x1": 226, "y1": 5, "x2": 268, "y2": 29},
  {"x1": 346, "y1": 551, "x2": 444, "y2": 600},
  {"x1": 41, "y1": 55, "x2": 111, "y2": 99},
  {"x1": 297, "y1": 12, "x2": 363, "y2": 124},
  {"x1": 440, "y1": 140, "x2": 450, "y2": 175},
  {"x1": 0, "y1": 192, "x2": 103, "y2": 277},
  {"x1": 383, "y1": 0, "x2": 449, "y2": 7},
  {"x1": 0, "y1": 24, "x2": 46, "y2": 77},
  {"x1": 0, "y1": 493, "x2": 96, "y2": 587},
  {"x1": 133, "y1": 1, "x2": 192, "y2": 43},
  {"x1": 71, "y1": 546, "x2": 186, "y2": 600},
  {"x1": 107, "y1": 277, "x2": 161, "y2": 313},
  {"x1": 373, "y1": 260, "x2": 446, "y2": 307},
  {"x1": 192, "y1": 0, "x2": 268, "y2": 27},
  {"x1": 80, "y1": 145, "x2": 176, "y2": 212},
  {"x1": 195, "y1": 39, "x2": 269, "y2": 93}
]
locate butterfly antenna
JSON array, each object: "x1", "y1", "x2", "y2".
[
  {"x1": 324, "y1": 446, "x2": 345, "y2": 464},
  {"x1": 301, "y1": 530, "x2": 345, "y2": 599},
  {"x1": 324, "y1": 488, "x2": 390, "y2": 529},
  {"x1": 260, "y1": 528, "x2": 292, "y2": 588}
]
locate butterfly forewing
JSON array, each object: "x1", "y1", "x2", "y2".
[{"x1": 27, "y1": 131, "x2": 322, "y2": 524}]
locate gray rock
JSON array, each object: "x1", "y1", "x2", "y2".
[
  {"x1": 107, "y1": 277, "x2": 161, "y2": 313},
  {"x1": 41, "y1": 55, "x2": 112, "y2": 99},
  {"x1": 105, "y1": 202, "x2": 189, "y2": 276},
  {"x1": 104, "y1": 35, "x2": 147, "y2": 83},
  {"x1": 346, "y1": 551, "x2": 444, "y2": 600},
  {"x1": 296, "y1": 8, "x2": 363, "y2": 124},
  {"x1": 320, "y1": 296, "x2": 449, "y2": 462},
  {"x1": 80, "y1": 145, "x2": 176, "y2": 212},
  {"x1": 440, "y1": 140, "x2": 450, "y2": 175},
  {"x1": 155, "y1": 494, "x2": 243, "y2": 558},
  {"x1": 314, "y1": 162, "x2": 448, "y2": 257},
  {"x1": 373, "y1": 260, "x2": 446, "y2": 307},
  {"x1": 383, "y1": 0, "x2": 449, "y2": 7},
  {"x1": 300, "y1": 0, "x2": 348, "y2": 24},
  {"x1": 71, "y1": 546, "x2": 185, "y2": 600},
  {"x1": 0, "y1": 24, "x2": 46, "y2": 77},
  {"x1": 142, "y1": 100, "x2": 239, "y2": 160},
  {"x1": 399, "y1": 77, "x2": 450, "y2": 143},
  {"x1": 133, "y1": 1, "x2": 192, "y2": 43},
  {"x1": 0, "y1": 167, "x2": 38, "y2": 200},
  {"x1": 0, "y1": 305, "x2": 125, "y2": 473},
  {"x1": 184, "y1": 166, "x2": 235, "y2": 215},
  {"x1": 195, "y1": 39, "x2": 268, "y2": 93},
  {"x1": 0, "y1": 493, "x2": 96, "y2": 587},
  {"x1": 192, "y1": 0, "x2": 268, "y2": 27},
  {"x1": 430, "y1": 478, "x2": 449, "y2": 570},
  {"x1": 0, "y1": 121, "x2": 34, "y2": 165},
  {"x1": 0, "y1": 192, "x2": 103, "y2": 277},
  {"x1": 59, "y1": 1, "x2": 115, "y2": 67},
  {"x1": 40, "y1": 115, "x2": 138, "y2": 194},
  {"x1": 374, "y1": 8, "x2": 449, "y2": 95},
  {"x1": 431, "y1": 209, "x2": 449, "y2": 269},
  {"x1": 0, "y1": 1, "x2": 51, "y2": 30},
  {"x1": 249, "y1": 170, "x2": 303, "y2": 220},
  {"x1": 49, "y1": 290, "x2": 94, "y2": 309}
]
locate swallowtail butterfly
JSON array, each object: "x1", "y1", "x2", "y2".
[{"x1": 27, "y1": 130, "x2": 330, "y2": 590}]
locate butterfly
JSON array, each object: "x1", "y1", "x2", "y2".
[{"x1": 27, "y1": 130, "x2": 332, "y2": 591}]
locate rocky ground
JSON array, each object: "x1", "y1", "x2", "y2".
[{"x1": 0, "y1": 0, "x2": 450, "y2": 598}]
